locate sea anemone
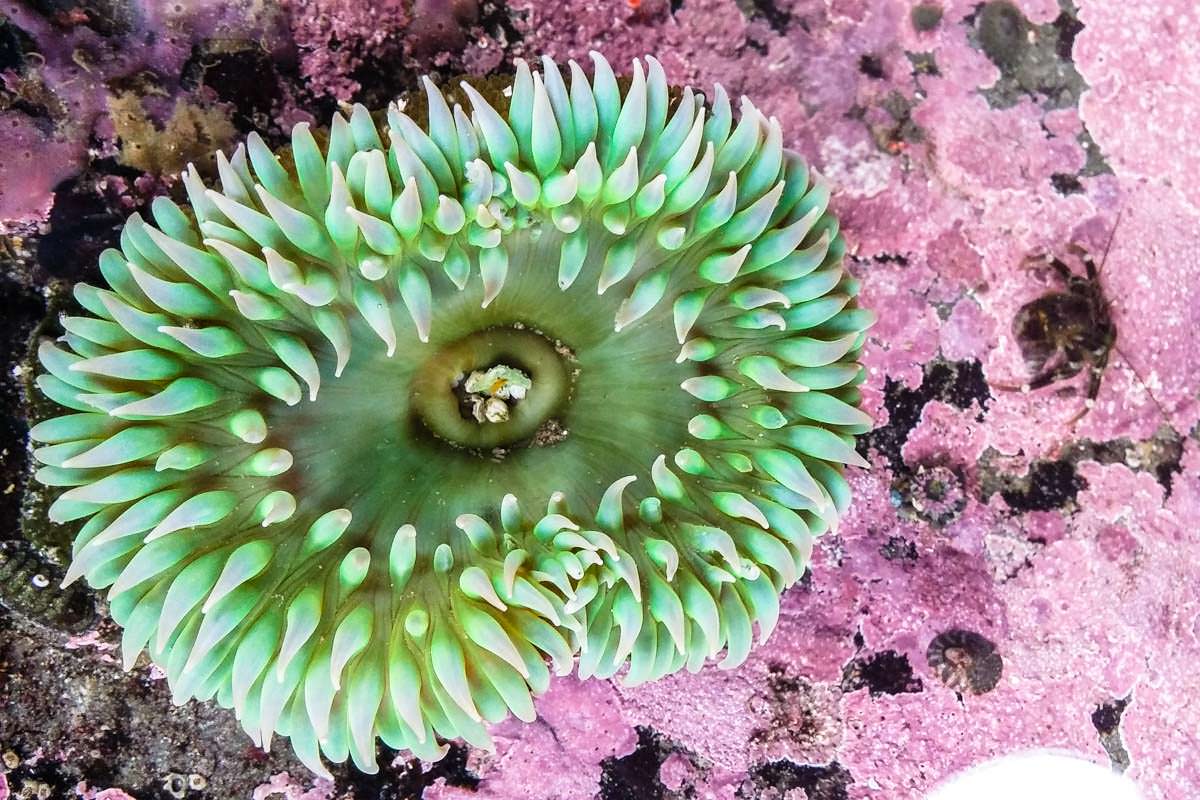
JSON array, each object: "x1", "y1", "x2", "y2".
[{"x1": 28, "y1": 53, "x2": 873, "y2": 775}]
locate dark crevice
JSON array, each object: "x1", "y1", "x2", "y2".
[
  {"x1": 860, "y1": 358, "x2": 992, "y2": 473},
  {"x1": 475, "y1": 0, "x2": 525, "y2": 72},
  {"x1": 600, "y1": 727, "x2": 669, "y2": 800},
  {"x1": 857, "y1": 54, "x2": 885, "y2": 79},
  {"x1": 1051, "y1": 9, "x2": 1085, "y2": 61},
  {"x1": 336, "y1": 742, "x2": 480, "y2": 799},
  {"x1": 0, "y1": 16, "x2": 38, "y2": 73},
  {"x1": 1092, "y1": 695, "x2": 1132, "y2": 772},
  {"x1": 997, "y1": 458, "x2": 1086, "y2": 512},
  {"x1": 841, "y1": 650, "x2": 924, "y2": 697},
  {"x1": 1091, "y1": 697, "x2": 1128, "y2": 735},
  {"x1": 181, "y1": 42, "x2": 293, "y2": 137},
  {"x1": 736, "y1": 0, "x2": 793, "y2": 35},
  {"x1": 981, "y1": 426, "x2": 1184, "y2": 511},
  {"x1": 348, "y1": 49, "x2": 420, "y2": 112},
  {"x1": 36, "y1": 169, "x2": 140, "y2": 283},
  {"x1": 743, "y1": 760, "x2": 854, "y2": 800},
  {"x1": 1059, "y1": 428, "x2": 1184, "y2": 496},
  {"x1": 1050, "y1": 172, "x2": 1084, "y2": 195}
]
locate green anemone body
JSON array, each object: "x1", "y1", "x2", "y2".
[{"x1": 30, "y1": 53, "x2": 873, "y2": 776}]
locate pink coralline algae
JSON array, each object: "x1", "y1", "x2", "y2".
[
  {"x1": 280, "y1": 0, "x2": 413, "y2": 99},
  {"x1": 1074, "y1": 2, "x2": 1200, "y2": 211},
  {"x1": 281, "y1": 0, "x2": 497, "y2": 100},
  {"x1": 250, "y1": 772, "x2": 335, "y2": 800},
  {"x1": 3, "y1": 0, "x2": 1199, "y2": 798},
  {"x1": 0, "y1": 110, "x2": 83, "y2": 231},
  {"x1": 75, "y1": 784, "x2": 138, "y2": 800}
]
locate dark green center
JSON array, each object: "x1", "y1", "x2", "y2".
[{"x1": 267, "y1": 229, "x2": 700, "y2": 552}]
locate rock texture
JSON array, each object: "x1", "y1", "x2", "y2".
[{"x1": 1, "y1": 1, "x2": 1196, "y2": 798}]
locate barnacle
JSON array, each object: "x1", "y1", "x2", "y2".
[
  {"x1": 28, "y1": 53, "x2": 873, "y2": 775},
  {"x1": 926, "y1": 629, "x2": 1003, "y2": 695}
]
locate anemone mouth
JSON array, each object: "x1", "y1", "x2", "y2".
[
  {"x1": 28, "y1": 53, "x2": 874, "y2": 777},
  {"x1": 411, "y1": 326, "x2": 571, "y2": 450}
]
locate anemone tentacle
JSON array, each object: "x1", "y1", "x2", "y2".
[{"x1": 30, "y1": 52, "x2": 873, "y2": 776}]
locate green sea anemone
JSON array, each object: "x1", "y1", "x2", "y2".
[{"x1": 28, "y1": 53, "x2": 872, "y2": 775}]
